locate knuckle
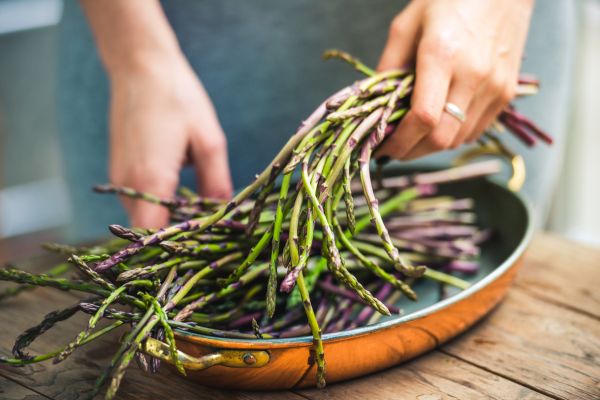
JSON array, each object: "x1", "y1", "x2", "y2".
[
  {"x1": 468, "y1": 61, "x2": 492, "y2": 84},
  {"x1": 130, "y1": 165, "x2": 177, "y2": 193},
  {"x1": 197, "y1": 132, "x2": 228, "y2": 156},
  {"x1": 412, "y1": 106, "x2": 440, "y2": 130},
  {"x1": 128, "y1": 166, "x2": 150, "y2": 186},
  {"x1": 500, "y1": 84, "x2": 516, "y2": 104},
  {"x1": 110, "y1": 165, "x2": 134, "y2": 188},
  {"x1": 109, "y1": 169, "x2": 126, "y2": 187},
  {"x1": 427, "y1": 132, "x2": 452, "y2": 151},
  {"x1": 389, "y1": 15, "x2": 406, "y2": 37},
  {"x1": 488, "y1": 75, "x2": 505, "y2": 96},
  {"x1": 422, "y1": 33, "x2": 459, "y2": 61}
]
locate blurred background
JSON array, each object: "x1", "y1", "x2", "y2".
[{"x1": 0, "y1": 0, "x2": 598, "y2": 246}]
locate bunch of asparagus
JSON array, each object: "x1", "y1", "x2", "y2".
[{"x1": 0, "y1": 51, "x2": 549, "y2": 398}]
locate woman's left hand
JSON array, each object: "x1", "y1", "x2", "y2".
[{"x1": 376, "y1": 0, "x2": 534, "y2": 160}]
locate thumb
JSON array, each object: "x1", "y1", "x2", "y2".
[{"x1": 190, "y1": 128, "x2": 233, "y2": 200}]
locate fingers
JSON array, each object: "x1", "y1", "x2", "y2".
[
  {"x1": 120, "y1": 169, "x2": 179, "y2": 229},
  {"x1": 376, "y1": 0, "x2": 531, "y2": 159},
  {"x1": 457, "y1": 99, "x2": 496, "y2": 145},
  {"x1": 109, "y1": 120, "x2": 181, "y2": 229},
  {"x1": 465, "y1": 80, "x2": 516, "y2": 143},
  {"x1": 457, "y1": 70, "x2": 517, "y2": 144},
  {"x1": 402, "y1": 78, "x2": 475, "y2": 160},
  {"x1": 467, "y1": 102, "x2": 504, "y2": 143},
  {"x1": 376, "y1": 32, "x2": 454, "y2": 159},
  {"x1": 377, "y1": 7, "x2": 421, "y2": 71},
  {"x1": 189, "y1": 126, "x2": 233, "y2": 200},
  {"x1": 129, "y1": 197, "x2": 171, "y2": 229}
]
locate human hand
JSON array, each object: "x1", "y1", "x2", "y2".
[
  {"x1": 108, "y1": 54, "x2": 232, "y2": 228},
  {"x1": 376, "y1": 0, "x2": 534, "y2": 160}
]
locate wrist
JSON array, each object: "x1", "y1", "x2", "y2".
[
  {"x1": 81, "y1": 0, "x2": 184, "y2": 80},
  {"x1": 106, "y1": 45, "x2": 187, "y2": 84}
]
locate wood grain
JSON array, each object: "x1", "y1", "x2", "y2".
[
  {"x1": 0, "y1": 377, "x2": 47, "y2": 400},
  {"x1": 442, "y1": 288, "x2": 600, "y2": 400},
  {"x1": 297, "y1": 351, "x2": 549, "y2": 400},
  {"x1": 1, "y1": 232, "x2": 598, "y2": 399},
  {"x1": 0, "y1": 286, "x2": 302, "y2": 400},
  {"x1": 0, "y1": 230, "x2": 62, "y2": 265},
  {"x1": 515, "y1": 234, "x2": 600, "y2": 319}
]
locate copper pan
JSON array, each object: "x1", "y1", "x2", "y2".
[{"x1": 142, "y1": 148, "x2": 533, "y2": 390}]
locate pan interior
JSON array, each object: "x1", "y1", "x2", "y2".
[
  {"x1": 381, "y1": 172, "x2": 529, "y2": 319},
  {"x1": 177, "y1": 167, "x2": 531, "y2": 343}
]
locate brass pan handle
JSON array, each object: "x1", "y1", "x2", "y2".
[
  {"x1": 453, "y1": 134, "x2": 525, "y2": 192},
  {"x1": 142, "y1": 337, "x2": 270, "y2": 371}
]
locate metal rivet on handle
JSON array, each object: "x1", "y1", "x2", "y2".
[{"x1": 242, "y1": 353, "x2": 257, "y2": 365}]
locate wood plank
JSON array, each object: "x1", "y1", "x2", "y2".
[
  {"x1": 518, "y1": 234, "x2": 600, "y2": 319},
  {"x1": 0, "y1": 286, "x2": 302, "y2": 400},
  {"x1": 0, "y1": 230, "x2": 62, "y2": 264},
  {"x1": 0, "y1": 377, "x2": 48, "y2": 400},
  {"x1": 297, "y1": 350, "x2": 549, "y2": 400},
  {"x1": 3, "y1": 253, "x2": 540, "y2": 400},
  {"x1": 2, "y1": 233, "x2": 599, "y2": 399},
  {"x1": 442, "y1": 287, "x2": 600, "y2": 400}
]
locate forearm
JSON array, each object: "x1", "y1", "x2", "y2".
[{"x1": 80, "y1": 0, "x2": 182, "y2": 78}]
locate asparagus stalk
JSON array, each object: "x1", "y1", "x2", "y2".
[{"x1": 297, "y1": 271, "x2": 326, "y2": 388}]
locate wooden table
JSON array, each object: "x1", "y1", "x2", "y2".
[{"x1": 0, "y1": 232, "x2": 598, "y2": 400}]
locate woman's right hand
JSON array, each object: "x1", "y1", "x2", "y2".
[{"x1": 108, "y1": 53, "x2": 233, "y2": 228}]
